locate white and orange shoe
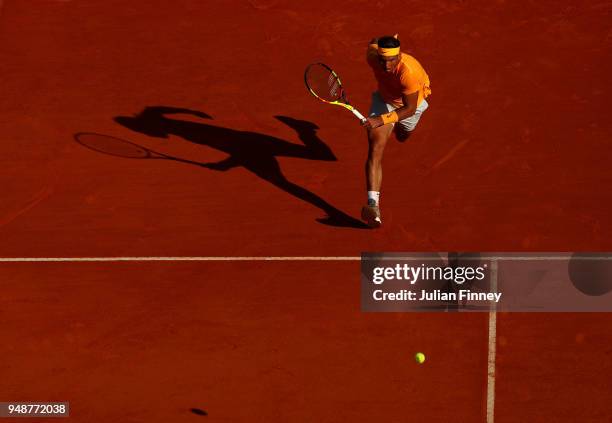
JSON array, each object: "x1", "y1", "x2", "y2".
[{"x1": 361, "y1": 200, "x2": 382, "y2": 228}]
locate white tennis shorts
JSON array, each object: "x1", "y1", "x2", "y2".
[{"x1": 369, "y1": 91, "x2": 429, "y2": 132}]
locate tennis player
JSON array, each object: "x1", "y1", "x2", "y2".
[{"x1": 361, "y1": 34, "x2": 431, "y2": 228}]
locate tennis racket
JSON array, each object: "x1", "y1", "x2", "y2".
[{"x1": 304, "y1": 63, "x2": 366, "y2": 124}]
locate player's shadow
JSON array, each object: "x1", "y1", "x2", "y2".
[{"x1": 113, "y1": 106, "x2": 367, "y2": 229}]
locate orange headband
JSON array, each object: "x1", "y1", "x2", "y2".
[{"x1": 378, "y1": 47, "x2": 400, "y2": 57}]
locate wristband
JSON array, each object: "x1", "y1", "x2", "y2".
[{"x1": 380, "y1": 111, "x2": 399, "y2": 125}]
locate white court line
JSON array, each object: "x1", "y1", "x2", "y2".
[
  {"x1": 0, "y1": 254, "x2": 605, "y2": 262},
  {"x1": 0, "y1": 256, "x2": 361, "y2": 262},
  {"x1": 486, "y1": 260, "x2": 499, "y2": 423}
]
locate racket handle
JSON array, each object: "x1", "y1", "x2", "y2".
[{"x1": 350, "y1": 108, "x2": 367, "y2": 123}]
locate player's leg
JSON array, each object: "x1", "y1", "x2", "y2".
[
  {"x1": 362, "y1": 122, "x2": 393, "y2": 227},
  {"x1": 395, "y1": 98, "x2": 429, "y2": 142},
  {"x1": 366, "y1": 124, "x2": 393, "y2": 194},
  {"x1": 362, "y1": 92, "x2": 394, "y2": 228}
]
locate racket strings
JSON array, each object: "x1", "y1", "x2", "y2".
[
  {"x1": 306, "y1": 64, "x2": 344, "y2": 103},
  {"x1": 328, "y1": 74, "x2": 341, "y2": 98}
]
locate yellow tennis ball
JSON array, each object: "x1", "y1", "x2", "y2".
[{"x1": 415, "y1": 352, "x2": 426, "y2": 364}]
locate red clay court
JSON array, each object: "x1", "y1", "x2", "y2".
[{"x1": 1, "y1": 1, "x2": 611, "y2": 422}]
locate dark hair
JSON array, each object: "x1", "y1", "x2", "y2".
[{"x1": 377, "y1": 36, "x2": 400, "y2": 48}]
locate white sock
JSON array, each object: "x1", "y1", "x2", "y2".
[{"x1": 367, "y1": 191, "x2": 380, "y2": 205}]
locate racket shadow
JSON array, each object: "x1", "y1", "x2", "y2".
[{"x1": 84, "y1": 106, "x2": 367, "y2": 229}]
